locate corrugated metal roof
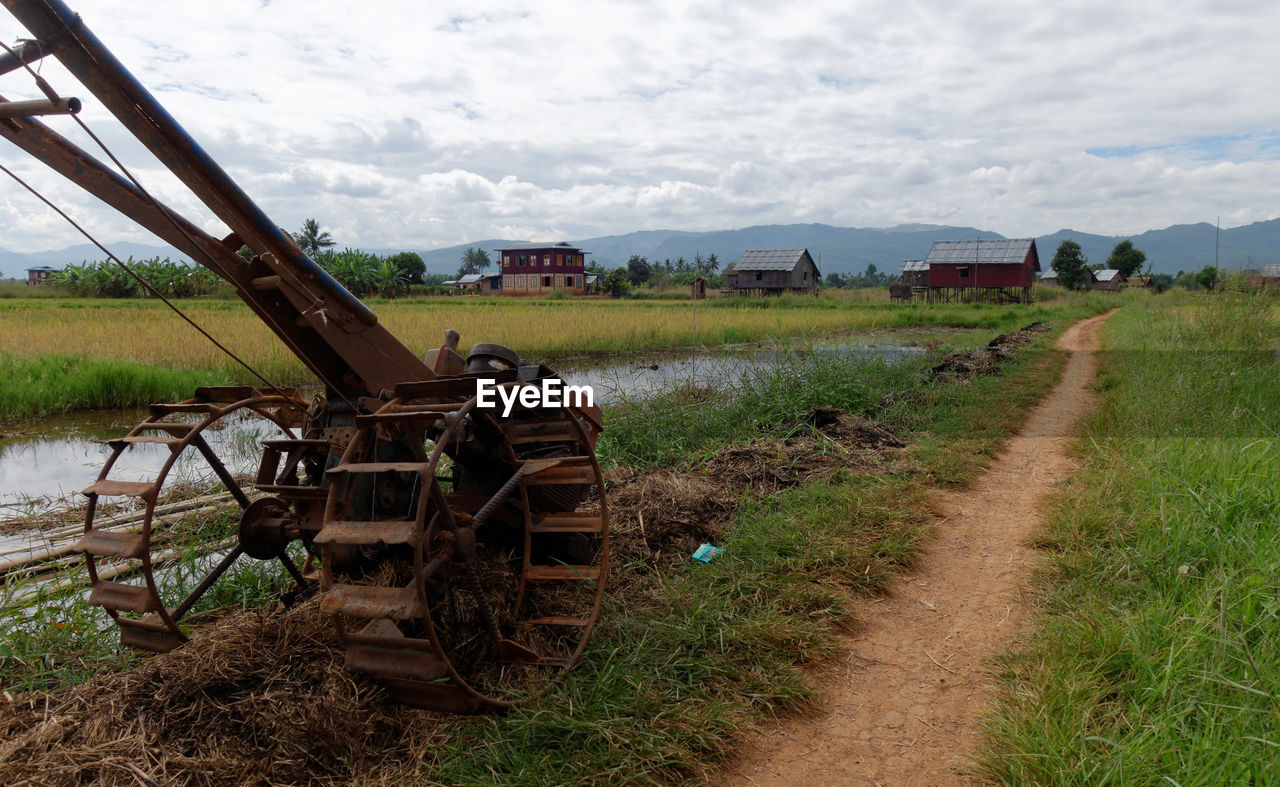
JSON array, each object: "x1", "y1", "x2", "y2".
[
  {"x1": 1262, "y1": 264, "x2": 1280, "y2": 277},
  {"x1": 1040, "y1": 269, "x2": 1058, "y2": 279},
  {"x1": 496, "y1": 242, "x2": 582, "y2": 252},
  {"x1": 901, "y1": 259, "x2": 928, "y2": 273},
  {"x1": 1095, "y1": 269, "x2": 1123, "y2": 282},
  {"x1": 729, "y1": 249, "x2": 810, "y2": 271},
  {"x1": 25, "y1": 265, "x2": 59, "y2": 271},
  {"x1": 923, "y1": 239, "x2": 1035, "y2": 266},
  {"x1": 457, "y1": 273, "x2": 484, "y2": 284}
]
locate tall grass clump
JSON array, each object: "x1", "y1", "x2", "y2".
[
  {"x1": 0, "y1": 353, "x2": 225, "y2": 419},
  {"x1": 979, "y1": 292, "x2": 1280, "y2": 784}
]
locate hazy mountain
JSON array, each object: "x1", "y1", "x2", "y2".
[{"x1": 5, "y1": 220, "x2": 1276, "y2": 280}]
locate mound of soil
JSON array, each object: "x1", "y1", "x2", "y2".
[{"x1": 930, "y1": 322, "x2": 1046, "y2": 378}]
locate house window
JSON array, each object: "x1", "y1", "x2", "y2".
[
  {"x1": 544, "y1": 255, "x2": 551, "y2": 266},
  {"x1": 755, "y1": 272, "x2": 763, "y2": 281},
  {"x1": 958, "y1": 266, "x2": 971, "y2": 279},
  {"x1": 515, "y1": 275, "x2": 526, "y2": 289},
  {"x1": 543, "y1": 276, "x2": 552, "y2": 288},
  {"x1": 556, "y1": 254, "x2": 563, "y2": 266},
  {"x1": 503, "y1": 275, "x2": 513, "y2": 290},
  {"x1": 555, "y1": 274, "x2": 565, "y2": 288},
  {"x1": 518, "y1": 255, "x2": 527, "y2": 266}
]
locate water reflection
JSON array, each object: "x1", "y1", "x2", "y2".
[
  {"x1": 0, "y1": 409, "x2": 282, "y2": 514},
  {"x1": 0, "y1": 341, "x2": 925, "y2": 513}
]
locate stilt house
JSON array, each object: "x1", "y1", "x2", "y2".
[
  {"x1": 924, "y1": 239, "x2": 1039, "y2": 303},
  {"x1": 723, "y1": 249, "x2": 819, "y2": 295}
]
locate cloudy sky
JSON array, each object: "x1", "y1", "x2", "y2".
[{"x1": 0, "y1": 0, "x2": 1277, "y2": 252}]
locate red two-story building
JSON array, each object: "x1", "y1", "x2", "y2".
[{"x1": 497, "y1": 242, "x2": 588, "y2": 296}]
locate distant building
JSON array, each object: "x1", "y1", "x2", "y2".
[
  {"x1": 899, "y1": 259, "x2": 929, "y2": 288},
  {"x1": 1092, "y1": 269, "x2": 1127, "y2": 291},
  {"x1": 723, "y1": 249, "x2": 819, "y2": 295},
  {"x1": 1039, "y1": 266, "x2": 1097, "y2": 289},
  {"x1": 496, "y1": 242, "x2": 588, "y2": 296},
  {"x1": 923, "y1": 239, "x2": 1039, "y2": 303},
  {"x1": 1261, "y1": 264, "x2": 1280, "y2": 290},
  {"x1": 26, "y1": 265, "x2": 58, "y2": 285}
]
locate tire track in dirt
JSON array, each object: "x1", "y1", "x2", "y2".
[{"x1": 722, "y1": 312, "x2": 1114, "y2": 786}]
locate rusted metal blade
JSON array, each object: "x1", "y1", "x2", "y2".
[{"x1": 376, "y1": 678, "x2": 483, "y2": 714}]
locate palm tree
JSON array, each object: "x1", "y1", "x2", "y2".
[{"x1": 292, "y1": 218, "x2": 334, "y2": 257}]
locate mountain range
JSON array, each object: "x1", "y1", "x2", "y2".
[{"x1": 3, "y1": 219, "x2": 1276, "y2": 280}]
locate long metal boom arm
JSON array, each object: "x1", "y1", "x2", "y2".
[{"x1": 0, "y1": 0, "x2": 434, "y2": 395}]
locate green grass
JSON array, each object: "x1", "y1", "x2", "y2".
[
  {"x1": 0, "y1": 353, "x2": 226, "y2": 420},
  {"x1": 419, "y1": 314, "x2": 1088, "y2": 783},
  {"x1": 977, "y1": 292, "x2": 1280, "y2": 784},
  {"x1": 0, "y1": 296, "x2": 1106, "y2": 782}
]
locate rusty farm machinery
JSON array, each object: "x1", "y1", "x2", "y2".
[{"x1": 0, "y1": 0, "x2": 609, "y2": 712}]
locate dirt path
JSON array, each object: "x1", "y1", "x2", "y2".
[{"x1": 723, "y1": 312, "x2": 1113, "y2": 786}]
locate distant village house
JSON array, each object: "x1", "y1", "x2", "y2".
[
  {"x1": 26, "y1": 265, "x2": 58, "y2": 285},
  {"x1": 723, "y1": 249, "x2": 819, "y2": 295},
  {"x1": 1038, "y1": 267, "x2": 1097, "y2": 289},
  {"x1": 497, "y1": 242, "x2": 588, "y2": 296},
  {"x1": 920, "y1": 239, "x2": 1039, "y2": 303},
  {"x1": 1092, "y1": 269, "x2": 1127, "y2": 291}
]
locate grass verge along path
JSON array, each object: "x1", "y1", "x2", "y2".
[
  {"x1": 977, "y1": 294, "x2": 1280, "y2": 784},
  {"x1": 726, "y1": 311, "x2": 1114, "y2": 785}
]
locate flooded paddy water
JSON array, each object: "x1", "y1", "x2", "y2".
[{"x1": 0, "y1": 338, "x2": 927, "y2": 572}]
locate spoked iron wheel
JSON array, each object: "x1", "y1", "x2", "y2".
[
  {"x1": 319, "y1": 392, "x2": 609, "y2": 712},
  {"x1": 77, "y1": 388, "x2": 312, "y2": 653}
]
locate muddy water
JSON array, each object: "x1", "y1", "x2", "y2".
[
  {"x1": 0, "y1": 340, "x2": 925, "y2": 519},
  {"x1": 0, "y1": 409, "x2": 286, "y2": 517}
]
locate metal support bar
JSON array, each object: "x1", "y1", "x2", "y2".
[
  {"x1": 0, "y1": 38, "x2": 45, "y2": 75},
  {"x1": 0, "y1": 95, "x2": 79, "y2": 118}
]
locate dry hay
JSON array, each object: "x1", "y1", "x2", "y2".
[
  {"x1": 0, "y1": 596, "x2": 456, "y2": 786},
  {"x1": 930, "y1": 322, "x2": 1047, "y2": 378}
]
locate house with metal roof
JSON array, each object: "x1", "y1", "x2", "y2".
[
  {"x1": 495, "y1": 241, "x2": 588, "y2": 296},
  {"x1": 922, "y1": 239, "x2": 1039, "y2": 303},
  {"x1": 1092, "y1": 268, "x2": 1127, "y2": 291},
  {"x1": 899, "y1": 259, "x2": 929, "y2": 287},
  {"x1": 1260, "y1": 264, "x2": 1280, "y2": 290},
  {"x1": 723, "y1": 249, "x2": 819, "y2": 295},
  {"x1": 25, "y1": 265, "x2": 58, "y2": 285}
]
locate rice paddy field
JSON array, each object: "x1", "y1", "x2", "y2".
[{"x1": 0, "y1": 291, "x2": 1088, "y2": 419}]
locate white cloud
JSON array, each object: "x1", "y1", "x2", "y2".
[{"x1": 0, "y1": 0, "x2": 1277, "y2": 252}]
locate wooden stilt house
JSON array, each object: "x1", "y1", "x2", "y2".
[{"x1": 924, "y1": 239, "x2": 1039, "y2": 303}]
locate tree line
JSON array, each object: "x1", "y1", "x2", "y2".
[
  {"x1": 49, "y1": 219, "x2": 439, "y2": 298},
  {"x1": 1050, "y1": 239, "x2": 1222, "y2": 292}
]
